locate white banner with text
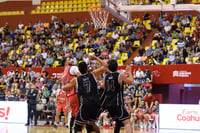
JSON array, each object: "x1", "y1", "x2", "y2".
[{"x1": 160, "y1": 104, "x2": 200, "y2": 130}]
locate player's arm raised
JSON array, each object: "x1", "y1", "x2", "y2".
[
  {"x1": 119, "y1": 65, "x2": 134, "y2": 85},
  {"x1": 89, "y1": 55, "x2": 108, "y2": 79},
  {"x1": 89, "y1": 55, "x2": 108, "y2": 68},
  {"x1": 63, "y1": 78, "x2": 77, "y2": 92}
]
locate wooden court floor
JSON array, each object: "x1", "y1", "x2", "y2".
[
  {"x1": 27, "y1": 126, "x2": 158, "y2": 133},
  {"x1": 0, "y1": 124, "x2": 199, "y2": 133}
]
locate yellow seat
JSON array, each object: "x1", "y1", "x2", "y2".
[
  {"x1": 8, "y1": 50, "x2": 14, "y2": 57},
  {"x1": 162, "y1": 58, "x2": 169, "y2": 65},
  {"x1": 68, "y1": 43, "x2": 74, "y2": 49},
  {"x1": 185, "y1": 57, "x2": 190, "y2": 62},
  {"x1": 145, "y1": 23, "x2": 151, "y2": 31},
  {"x1": 171, "y1": 39, "x2": 178, "y2": 45},
  {"x1": 133, "y1": 40, "x2": 140, "y2": 47},
  {"x1": 53, "y1": 61, "x2": 60, "y2": 67},
  {"x1": 152, "y1": 40, "x2": 157, "y2": 48},
  {"x1": 83, "y1": 48, "x2": 89, "y2": 54},
  {"x1": 117, "y1": 59, "x2": 124, "y2": 66},
  {"x1": 145, "y1": 46, "x2": 149, "y2": 51},
  {"x1": 193, "y1": 57, "x2": 199, "y2": 63},
  {"x1": 191, "y1": 27, "x2": 196, "y2": 32},
  {"x1": 184, "y1": 27, "x2": 191, "y2": 34},
  {"x1": 121, "y1": 53, "x2": 128, "y2": 61},
  {"x1": 192, "y1": 0, "x2": 197, "y2": 3},
  {"x1": 74, "y1": 43, "x2": 79, "y2": 50},
  {"x1": 22, "y1": 61, "x2": 26, "y2": 68},
  {"x1": 89, "y1": 48, "x2": 93, "y2": 52},
  {"x1": 35, "y1": 44, "x2": 40, "y2": 50},
  {"x1": 31, "y1": 55, "x2": 35, "y2": 59}
]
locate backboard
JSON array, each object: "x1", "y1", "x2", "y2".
[{"x1": 101, "y1": 0, "x2": 132, "y2": 23}]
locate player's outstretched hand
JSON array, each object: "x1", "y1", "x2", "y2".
[
  {"x1": 89, "y1": 55, "x2": 97, "y2": 60},
  {"x1": 126, "y1": 65, "x2": 132, "y2": 73}
]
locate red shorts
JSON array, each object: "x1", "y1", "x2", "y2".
[
  {"x1": 56, "y1": 103, "x2": 68, "y2": 112},
  {"x1": 68, "y1": 94, "x2": 79, "y2": 117}
]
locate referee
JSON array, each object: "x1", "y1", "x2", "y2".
[{"x1": 26, "y1": 85, "x2": 38, "y2": 126}]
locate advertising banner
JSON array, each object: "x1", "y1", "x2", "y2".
[
  {"x1": 1, "y1": 64, "x2": 200, "y2": 84},
  {"x1": 160, "y1": 104, "x2": 200, "y2": 130},
  {"x1": 0, "y1": 101, "x2": 27, "y2": 124}
]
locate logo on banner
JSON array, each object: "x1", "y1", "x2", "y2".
[
  {"x1": 177, "y1": 109, "x2": 200, "y2": 121},
  {"x1": 173, "y1": 70, "x2": 191, "y2": 77},
  {"x1": 0, "y1": 107, "x2": 10, "y2": 120},
  {"x1": 152, "y1": 70, "x2": 160, "y2": 77},
  {"x1": 52, "y1": 73, "x2": 62, "y2": 79}
]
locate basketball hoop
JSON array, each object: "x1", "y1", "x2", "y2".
[{"x1": 89, "y1": 6, "x2": 109, "y2": 29}]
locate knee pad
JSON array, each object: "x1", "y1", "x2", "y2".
[
  {"x1": 86, "y1": 124, "x2": 94, "y2": 133},
  {"x1": 74, "y1": 123, "x2": 82, "y2": 133}
]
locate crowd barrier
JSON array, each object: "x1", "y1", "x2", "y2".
[
  {"x1": 160, "y1": 104, "x2": 200, "y2": 130},
  {"x1": 0, "y1": 101, "x2": 27, "y2": 124}
]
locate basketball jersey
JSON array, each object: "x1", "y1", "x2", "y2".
[
  {"x1": 62, "y1": 66, "x2": 76, "y2": 97},
  {"x1": 103, "y1": 72, "x2": 123, "y2": 107},
  {"x1": 76, "y1": 71, "x2": 100, "y2": 105},
  {"x1": 58, "y1": 89, "x2": 67, "y2": 104}
]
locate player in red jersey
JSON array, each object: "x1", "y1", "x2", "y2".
[
  {"x1": 54, "y1": 89, "x2": 69, "y2": 128},
  {"x1": 60, "y1": 58, "x2": 81, "y2": 132}
]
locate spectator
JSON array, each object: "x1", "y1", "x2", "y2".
[
  {"x1": 144, "y1": 67, "x2": 152, "y2": 81},
  {"x1": 41, "y1": 68, "x2": 49, "y2": 83},
  {"x1": 135, "y1": 67, "x2": 144, "y2": 78},
  {"x1": 43, "y1": 86, "x2": 50, "y2": 102},
  {"x1": 143, "y1": 78, "x2": 152, "y2": 91},
  {"x1": 177, "y1": 56, "x2": 186, "y2": 64},
  {"x1": 27, "y1": 68, "x2": 35, "y2": 81},
  {"x1": 44, "y1": 96, "x2": 56, "y2": 125},
  {"x1": 0, "y1": 90, "x2": 5, "y2": 101},
  {"x1": 134, "y1": 54, "x2": 141, "y2": 65},
  {"x1": 46, "y1": 54, "x2": 54, "y2": 67},
  {"x1": 5, "y1": 90, "x2": 15, "y2": 101},
  {"x1": 187, "y1": 57, "x2": 193, "y2": 64},
  {"x1": 144, "y1": 91, "x2": 155, "y2": 109},
  {"x1": 36, "y1": 100, "x2": 44, "y2": 121}
]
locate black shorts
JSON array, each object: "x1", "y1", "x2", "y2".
[
  {"x1": 105, "y1": 105, "x2": 130, "y2": 121},
  {"x1": 75, "y1": 103, "x2": 100, "y2": 124}
]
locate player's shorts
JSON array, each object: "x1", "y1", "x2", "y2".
[
  {"x1": 75, "y1": 103, "x2": 100, "y2": 124},
  {"x1": 105, "y1": 105, "x2": 130, "y2": 121},
  {"x1": 56, "y1": 103, "x2": 68, "y2": 112},
  {"x1": 68, "y1": 94, "x2": 79, "y2": 117}
]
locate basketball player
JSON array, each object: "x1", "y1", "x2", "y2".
[
  {"x1": 63, "y1": 57, "x2": 108, "y2": 133},
  {"x1": 60, "y1": 58, "x2": 81, "y2": 132},
  {"x1": 99, "y1": 59, "x2": 134, "y2": 133},
  {"x1": 54, "y1": 89, "x2": 69, "y2": 128}
]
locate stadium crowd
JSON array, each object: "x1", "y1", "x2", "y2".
[{"x1": 132, "y1": 11, "x2": 200, "y2": 65}]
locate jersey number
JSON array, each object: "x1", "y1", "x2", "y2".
[
  {"x1": 83, "y1": 81, "x2": 91, "y2": 93},
  {"x1": 106, "y1": 80, "x2": 115, "y2": 92}
]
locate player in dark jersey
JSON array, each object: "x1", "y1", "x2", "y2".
[
  {"x1": 99, "y1": 59, "x2": 134, "y2": 133},
  {"x1": 63, "y1": 56, "x2": 108, "y2": 133}
]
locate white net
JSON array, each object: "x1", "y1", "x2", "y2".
[{"x1": 89, "y1": 7, "x2": 109, "y2": 29}]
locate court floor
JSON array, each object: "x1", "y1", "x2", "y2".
[{"x1": 0, "y1": 123, "x2": 200, "y2": 133}]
